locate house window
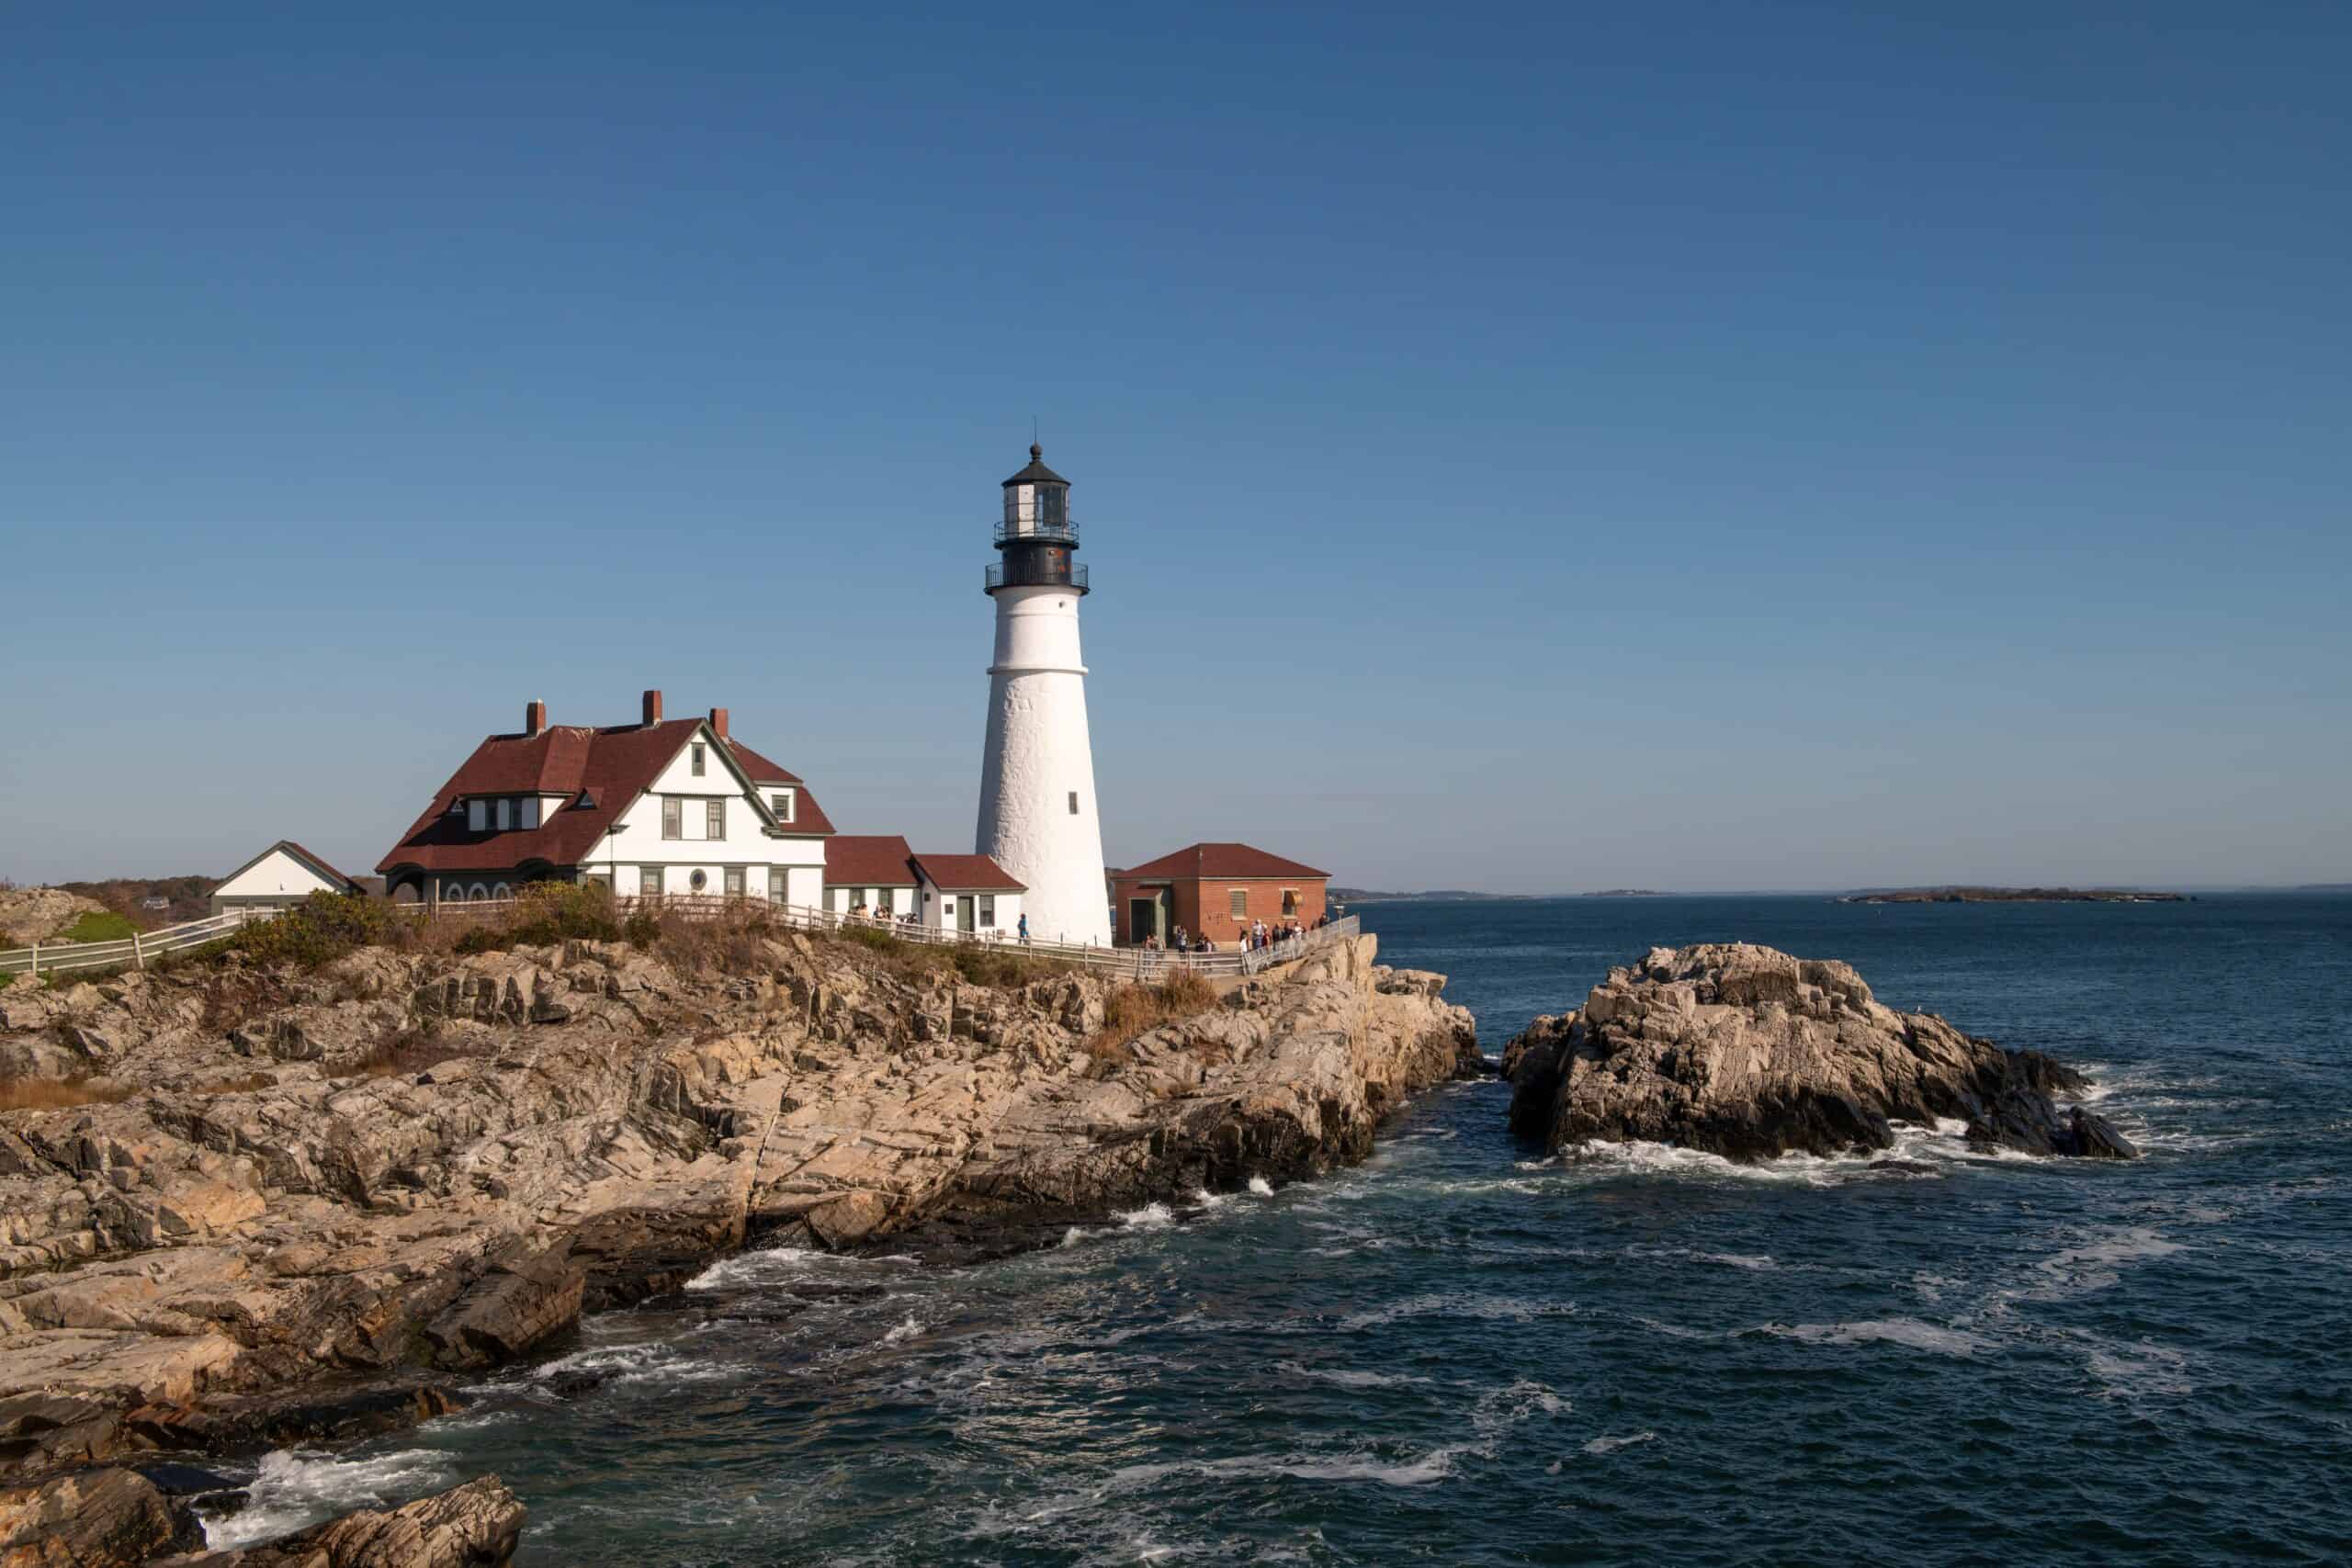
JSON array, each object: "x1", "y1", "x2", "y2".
[
  {"x1": 662, "y1": 797, "x2": 682, "y2": 839},
  {"x1": 768, "y1": 869, "x2": 787, "y2": 902},
  {"x1": 444, "y1": 881, "x2": 467, "y2": 903},
  {"x1": 724, "y1": 866, "x2": 744, "y2": 897},
  {"x1": 706, "y1": 799, "x2": 725, "y2": 839},
  {"x1": 495, "y1": 798, "x2": 513, "y2": 830},
  {"x1": 689, "y1": 869, "x2": 708, "y2": 894},
  {"x1": 491, "y1": 882, "x2": 511, "y2": 899},
  {"x1": 1229, "y1": 888, "x2": 1248, "y2": 919},
  {"x1": 467, "y1": 799, "x2": 487, "y2": 832},
  {"x1": 979, "y1": 895, "x2": 996, "y2": 927},
  {"x1": 876, "y1": 888, "x2": 894, "y2": 915},
  {"x1": 772, "y1": 791, "x2": 794, "y2": 822},
  {"x1": 519, "y1": 797, "x2": 540, "y2": 829},
  {"x1": 691, "y1": 743, "x2": 707, "y2": 776},
  {"x1": 640, "y1": 866, "x2": 664, "y2": 898},
  {"x1": 1069, "y1": 792, "x2": 1080, "y2": 815},
  {"x1": 1282, "y1": 888, "x2": 1298, "y2": 916},
  {"x1": 470, "y1": 883, "x2": 491, "y2": 901}
]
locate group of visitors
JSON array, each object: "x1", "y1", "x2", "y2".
[{"x1": 1140, "y1": 924, "x2": 1216, "y2": 953}]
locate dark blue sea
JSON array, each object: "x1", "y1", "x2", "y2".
[{"x1": 205, "y1": 896, "x2": 2352, "y2": 1565}]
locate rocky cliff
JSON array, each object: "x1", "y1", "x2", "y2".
[
  {"x1": 1500, "y1": 943, "x2": 2135, "y2": 1163},
  {"x1": 0, "y1": 925, "x2": 1476, "y2": 1536}
]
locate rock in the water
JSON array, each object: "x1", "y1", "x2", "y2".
[
  {"x1": 162, "y1": 1473, "x2": 525, "y2": 1566},
  {"x1": 1499, "y1": 943, "x2": 2133, "y2": 1163}
]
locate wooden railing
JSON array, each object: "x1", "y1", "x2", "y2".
[
  {"x1": 0, "y1": 908, "x2": 274, "y2": 979},
  {"x1": 409, "y1": 895, "x2": 1360, "y2": 979},
  {"x1": 0, "y1": 896, "x2": 1360, "y2": 985}
]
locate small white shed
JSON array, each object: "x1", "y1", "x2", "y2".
[{"x1": 210, "y1": 841, "x2": 364, "y2": 916}]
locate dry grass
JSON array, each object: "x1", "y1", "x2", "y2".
[
  {"x1": 352, "y1": 1026, "x2": 497, "y2": 1078},
  {"x1": 0, "y1": 1076, "x2": 135, "y2": 1112},
  {"x1": 194, "y1": 1072, "x2": 279, "y2": 1096},
  {"x1": 1084, "y1": 970, "x2": 1220, "y2": 1062}
]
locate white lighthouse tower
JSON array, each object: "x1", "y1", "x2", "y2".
[{"x1": 975, "y1": 444, "x2": 1112, "y2": 946}]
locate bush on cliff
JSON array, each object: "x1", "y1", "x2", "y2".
[
  {"x1": 232, "y1": 891, "x2": 404, "y2": 970},
  {"x1": 1089, "y1": 969, "x2": 1221, "y2": 1060},
  {"x1": 452, "y1": 881, "x2": 623, "y2": 954}
]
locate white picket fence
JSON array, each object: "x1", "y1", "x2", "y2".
[
  {"x1": 0, "y1": 897, "x2": 1358, "y2": 985},
  {"x1": 415, "y1": 894, "x2": 1358, "y2": 980},
  {"x1": 0, "y1": 907, "x2": 276, "y2": 980}
]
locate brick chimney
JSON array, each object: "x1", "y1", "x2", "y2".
[
  {"x1": 641, "y1": 689, "x2": 663, "y2": 726},
  {"x1": 525, "y1": 699, "x2": 547, "y2": 737},
  {"x1": 707, "y1": 706, "x2": 729, "y2": 739}
]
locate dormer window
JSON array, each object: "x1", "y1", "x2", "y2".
[
  {"x1": 691, "y1": 743, "x2": 707, "y2": 777},
  {"x1": 495, "y1": 798, "x2": 513, "y2": 831},
  {"x1": 772, "y1": 789, "x2": 795, "y2": 823},
  {"x1": 468, "y1": 799, "x2": 487, "y2": 832}
]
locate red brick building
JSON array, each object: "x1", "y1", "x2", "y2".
[{"x1": 1107, "y1": 842, "x2": 1330, "y2": 947}]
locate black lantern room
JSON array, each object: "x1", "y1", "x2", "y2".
[{"x1": 987, "y1": 443, "x2": 1089, "y2": 595}]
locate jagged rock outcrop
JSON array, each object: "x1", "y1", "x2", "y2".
[
  {"x1": 1501, "y1": 943, "x2": 2136, "y2": 1163},
  {"x1": 160, "y1": 1474, "x2": 525, "y2": 1566},
  {"x1": 1, "y1": 928, "x2": 1476, "y2": 1499},
  {"x1": 0, "y1": 1464, "x2": 205, "y2": 1565}
]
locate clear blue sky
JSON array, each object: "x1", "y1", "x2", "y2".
[{"x1": 4, "y1": 3, "x2": 2346, "y2": 892}]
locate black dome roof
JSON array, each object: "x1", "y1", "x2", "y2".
[{"x1": 1001, "y1": 443, "x2": 1069, "y2": 488}]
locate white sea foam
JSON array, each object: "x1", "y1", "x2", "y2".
[
  {"x1": 1110, "y1": 1450, "x2": 1456, "y2": 1489},
  {"x1": 1119, "y1": 1202, "x2": 1175, "y2": 1229},
  {"x1": 201, "y1": 1447, "x2": 455, "y2": 1551},
  {"x1": 1191, "y1": 1189, "x2": 1229, "y2": 1209},
  {"x1": 882, "y1": 1314, "x2": 924, "y2": 1344},
  {"x1": 1249, "y1": 1177, "x2": 1275, "y2": 1196},
  {"x1": 1058, "y1": 1225, "x2": 1093, "y2": 1248},
  {"x1": 1768, "y1": 1318, "x2": 1993, "y2": 1356},
  {"x1": 1275, "y1": 1361, "x2": 1430, "y2": 1389},
  {"x1": 2026, "y1": 1226, "x2": 2186, "y2": 1298},
  {"x1": 1580, "y1": 1431, "x2": 1657, "y2": 1456}
]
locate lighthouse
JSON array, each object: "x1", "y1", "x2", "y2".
[{"x1": 975, "y1": 444, "x2": 1112, "y2": 946}]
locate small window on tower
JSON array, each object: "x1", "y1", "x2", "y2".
[{"x1": 1068, "y1": 792, "x2": 1080, "y2": 815}]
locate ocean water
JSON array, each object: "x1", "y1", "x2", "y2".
[{"x1": 204, "y1": 896, "x2": 2352, "y2": 1565}]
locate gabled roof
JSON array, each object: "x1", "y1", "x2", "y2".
[
  {"x1": 220, "y1": 840, "x2": 366, "y2": 894},
  {"x1": 377, "y1": 716, "x2": 834, "y2": 875},
  {"x1": 910, "y1": 853, "x2": 1024, "y2": 893},
  {"x1": 824, "y1": 835, "x2": 919, "y2": 887},
  {"x1": 1113, "y1": 842, "x2": 1330, "y2": 882}
]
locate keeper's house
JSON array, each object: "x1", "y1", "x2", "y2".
[
  {"x1": 823, "y1": 835, "x2": 1026, "y2": 937},
  {"x1": 377, "y1": 692, "x2": 833, "y2": 905},
  {"x1": 211, "y1": 840, "x2": 367, "y2": 916},
  {"x1": 1108, "y1": 842, "x2": 1329, "y2": 947}
]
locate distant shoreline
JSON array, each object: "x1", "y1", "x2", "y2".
[{"x1": 1838, "y1": 886, "x2": 2188, "y2": 905}]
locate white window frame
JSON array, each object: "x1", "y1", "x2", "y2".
[
  {"x1": 662, "y1": 797, "x2": 682, "y2": 840},
  {"x1": 706, "y1": 798, "x2": 725, "y2": 840},
  {"x1": 768, "y1": 868, "x2": 788, "y2": 902},
  {"x1": 979, "y1": 895, "x2": 996, "y2": 927},
  {"x1": 640, "y1": 865, "x2": 664, "y2": 898},
  {"x1": 723, "y1": 866, "x2": 745, "y2": 898},
  {"x1": 771, "y1": 790, "x2": 795, "y2": 822}
]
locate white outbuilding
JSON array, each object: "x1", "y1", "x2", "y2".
[{"x1": 210, "y1": 840, "x2": 366, "y2": 916}]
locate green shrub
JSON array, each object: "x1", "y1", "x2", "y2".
[
  {"x1": 232, "y1": 892, "x2": 401, "y2": 971},
  {"x1": 448, "y1": 881, "x2": 623, "y2": 955},
  {"x1": 623, "y1": 908, "x2": 661, "y2": 947}
]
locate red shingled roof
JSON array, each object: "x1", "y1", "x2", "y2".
[
  {"x1": 824, "y1": 835, "x2": 919, "y2": 887},
  {"x1": 910, "y1": 853, "x2": 1024, "y2": 892},
  {"x1": 377, "y1": 717, "x2": 832, "y2": 876},
  {"x1": 1113, "y1": 842, "x2": 1330, "y2": 881}
]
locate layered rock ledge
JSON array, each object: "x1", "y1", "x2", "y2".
[
  {"x1": 0, "y1": 926, "x2": 1476, "y2": 1529},
  {"x1": 1500, "y1": 943, "x2": 2136, "y2": 1163}
]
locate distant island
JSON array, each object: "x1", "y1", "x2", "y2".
[
  {"x1": 1330, "y1": 888, "x2": 1535, "y2": 904},
  {"x1": 1580, "y1": 888, "x2": 1667, "y2": 897},
  {"x1": 1840, "y1": 886, "x2": 2188, "y2": 905}
]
